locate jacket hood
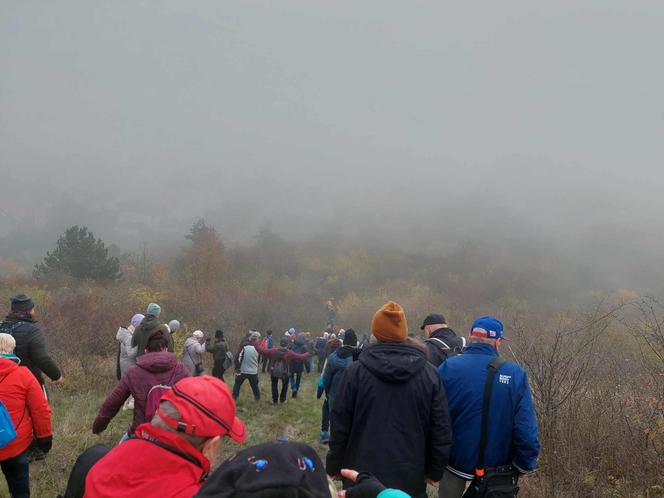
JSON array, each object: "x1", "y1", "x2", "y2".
[
  {"x1": 0, "y1": 357, "x2": 20, "y2": 375},
  {"x1": 359, "y1": 342, "x2": 427, "y2": 383},
  {"x1": 116, "y1": 327, "x2": 131, "y2": 341},
  {"x1": 136, "y1": 351, "x2": 179, "y2": 373},
  {"x1": 184, "y1": 337, "x2": 200, "y2": 347},
  {"x1": 337, "y1": 345, "x2": 357, "y2": 359}
]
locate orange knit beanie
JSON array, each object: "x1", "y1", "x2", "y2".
[{"x1": 371, "y1": 301, "x2": 408, "y2": 343}]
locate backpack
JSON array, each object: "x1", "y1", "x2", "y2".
[
  {"x1": 0, "y1": 321, "x2": 23, "y2": 336},
  {"x1": 426, "y1": 337, "x2": 464, "y2": 366},
  {"x1": 0, "y1": 372, "x2": 19, "y2": 449},
  {"x1": 144, "y1": 369, "x2": 179, "y2": 423},
  {"x1": 235, "y1": 346, "x2": 246, "y2": 371},
  {"x1": 270, "y1": 350, "x2": 288, "y2": 379},
  {"x1": 260, "y1": 337, "x2": 269, "y2": 350}
]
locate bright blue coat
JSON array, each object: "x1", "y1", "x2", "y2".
[{"x1": 438, "y1": 343, "x2": 540, "y2": 479}]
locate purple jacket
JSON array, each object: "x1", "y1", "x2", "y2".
[{"x1": 93, "y1": 352, "x2": 189, "y2": 434}]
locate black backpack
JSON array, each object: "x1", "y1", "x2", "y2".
[
  {"x1": 270, "y1": 350, "x2": 288, "y2": 379},
  {"x1": 425, "y1": 336, "x2": 464, "y2": 366}
]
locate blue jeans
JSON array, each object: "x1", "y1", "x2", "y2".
[
  {"x1": 1, "y1": 451, "x2": 30, "y2": 498},
  {"x1": 289, "y1": 371, "x2": 302, "y2": 392}
]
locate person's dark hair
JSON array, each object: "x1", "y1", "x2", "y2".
[
  {"x1": 146, "y1": 332, "x2": 169, "y2": 352},
  {"x1": 266, "y1": 330, "x2": 273, "y2": 336},
  {"x1": 343, "y1": 328, "x2": 358, "y2": 347},
  {"x1": 215, "y1": 329, "x2": 224, "y2": 340}
]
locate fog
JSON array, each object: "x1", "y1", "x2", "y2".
[{"x1": 1, "y1": 1, "x2": 663, "y2": 290}]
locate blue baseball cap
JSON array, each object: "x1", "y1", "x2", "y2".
[{"x1": 470, "y1": 316, "x2": 508, "y2": 341}]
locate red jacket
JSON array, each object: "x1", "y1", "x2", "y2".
[
  {"x1": 84, "y1": 423, "x2": 210, "y2": 498},
  {"x1": 93, "y1": 352, "x2": 189, "y2": 435},
  {"x1": 0, "y1": 357, "x2": 52, "y2": 460}
]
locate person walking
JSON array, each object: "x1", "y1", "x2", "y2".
[
  {"x1": 256, "y1": 337, "x2": 311, "y2": 404},
  {"x1": 259, "y1": 330, "x2": 274, "y2": 373},
  {"x1": 132, "y1": 303, "x2": 174, "y2": 357},
  {"x1": 232, "y1": 335, "x2": 261, "y2": 401},
  {"x1": 116, "y1": 313, "x2": 143, "y2": 379},
  {"x1": 92, "y1": 332, "x2": 189, "y2": 437},
  {"x1": 420, "y1": 313, "x2": 465, "y2": 367},
  {"x1": 323, "y1": 328, "x2": 358, "y2": 412},
  {"x1": 326, "y1": 301, "x2": 452, "y2": 498},
  {"x1": 84, "y1": 376, "x2": 246, "y2": 498},
  {"x1": 182, "y1": 330, "x2": 207, "y2": 376},
  {"x1": 437, "y1": 317, "x2": 540, "y2": 498},
  {"x1": 289, "y1": 333, "x2": 308, "y2": 398},
  {"x1": 315, "y1": 332, "x2": 328, "y2": 373},
  {"x1": 207, "y1": 330, "x2": 229, "y2": 381},
  {"x1": 0, "y1": 333, "x2": 52, "y2": 498},
  {"x1": 0, "y1": 294, "x2": 63, "y2": 391}
]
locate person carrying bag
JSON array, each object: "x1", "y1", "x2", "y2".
[{"x1": 463, "y1": 357, "x2": 519, "y2": 498}]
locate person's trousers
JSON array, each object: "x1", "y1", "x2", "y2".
[
  {"x1": 232, "y1": 373, "x2": 260, "y2": 400},
  {"x1": 289, "y1": 371, "x2": 302, "y2": 392},
  {"x1": 438, "y1": 470, "x2": 467, "y2": 498},
  {"x1": 317, "y1": 355, "x2": 325, "y2": 373},
  {"x1": 321, "y1": 398, "x2": 330, "y2": 432},
  {"x1": 261, "y1": 354, "x2": 269, "y2": 373},
  {"x1": 1, "y1": 452, "x2": 30, "y2": 498},
  {"x1": 212, "y1": 362, "x2": 226, "y2": 382},
  {"x1": 271, "y1": 376, "x2": 289, "y2": 403},
  {"x1": 304, "y1": 357, "x2": 312, "y2": 373}
]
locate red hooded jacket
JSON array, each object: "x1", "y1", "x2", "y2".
[
  {"x1": 0, "y1": 357, "x2": 52, "y2": 460},
  {"x1": 84, "y1": 423, "x2": 210, "y2": 498}
]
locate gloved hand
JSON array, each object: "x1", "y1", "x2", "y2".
[
  {"x1": 344, "y1": 471, "x2": 386, "y2": 498},
  {"x1": 92, "y1": 416, "x2": 110, "y2": 435},
  {"x1": 34, "y1": 436, "x2": 52, "y2": 455}
]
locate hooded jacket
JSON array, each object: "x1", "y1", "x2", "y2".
[
  {"x1": 326, "y1": 342, "x2": 452, "y2": 498},
  {"x1": 131, "y1": 315, "x2": 173, "y2": 357},
  {"x1": 0, "y1": 314, "x2": 61, "y2": 384},
  {"x1": 288, "y1": 336, "x2": 308, "y2": 374},
  {"x1": 0, "y1": 357, "x2": 52, "y2": 461},
  {"x1": 84, "y1": 423, "x2": 210, "y2": 498},
  {"x1": 322, "y1": 345, "x2": 356, "y2": 409},
  {"x1": 116, "y1": 327, "x2": 138, "y2": 377},
  {"x1": 93, "y1": 352, "x2": 188, "y2": 434},
  {"x1": 438, "y1": 343, "x2": 540, "y2": 479}
]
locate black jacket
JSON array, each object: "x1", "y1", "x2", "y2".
[
  {"x1": 425, "y1": 327, "x2": 464, "y2": 368},
  {"x1": 0, "y1": 315, "x2": 61, "y2": 384},
  {"x1": 326, "y1": 342, "x2": 452, "y2": 498}
]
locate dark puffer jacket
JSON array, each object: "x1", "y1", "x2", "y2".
[
  {"x1": 92, "y1": 351, "x2": 188, "y2": 434},
  {"x1": 0, "y1": 314, "x2": 61, "y2": 384},
  {"x1": 323, "y1": 345, "x2": 357, "y2": 410},
  {"x1": 326, "y1": 342, "x2": 452, "y2": 498},
  {"x1": 131, "y1": 315, "x2": 173, "y2": 357}
]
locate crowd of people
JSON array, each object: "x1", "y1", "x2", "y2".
[{"x1": 0, "y1": 293, "x2": 540, "y2": 498}]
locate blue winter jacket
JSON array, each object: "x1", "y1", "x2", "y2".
[
  {"x1": 322, "y1": 345, "x2": 355, "y2": 410},
  {"x1": 438, "y1": 343, "x2": 540, "y2": 479}
]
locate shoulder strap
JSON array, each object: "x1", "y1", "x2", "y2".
[
  {"x1": 426, "y1": 337, "x2": 450, "y2": 350},
  {"x1": 476, "y1": 356, "x2": 506, "y2": 476},
  {"x1": 130, "y1": 436, "x2": 203, "y2": 471}
]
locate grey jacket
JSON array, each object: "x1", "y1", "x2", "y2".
[
  {"x1": 116, "y1": 327, "x2": 138, "y2": 377},
  {"x1": 238, "y1": 344, "x2": 259, "y2": 375},
  {"x1": 182, "y1": 337, "x2": 206, "y2": 375}
]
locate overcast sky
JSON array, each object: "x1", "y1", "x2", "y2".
[{"x1": 1, "y1": 1, "x2": 663, "y2": 282}]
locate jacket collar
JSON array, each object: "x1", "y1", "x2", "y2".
[
  {"x1": 464, "y1": 342, "x2": 499, "y2": 356},
  {"x1": 134, "y1": 423, "x2": 211, "y2": 475}
]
